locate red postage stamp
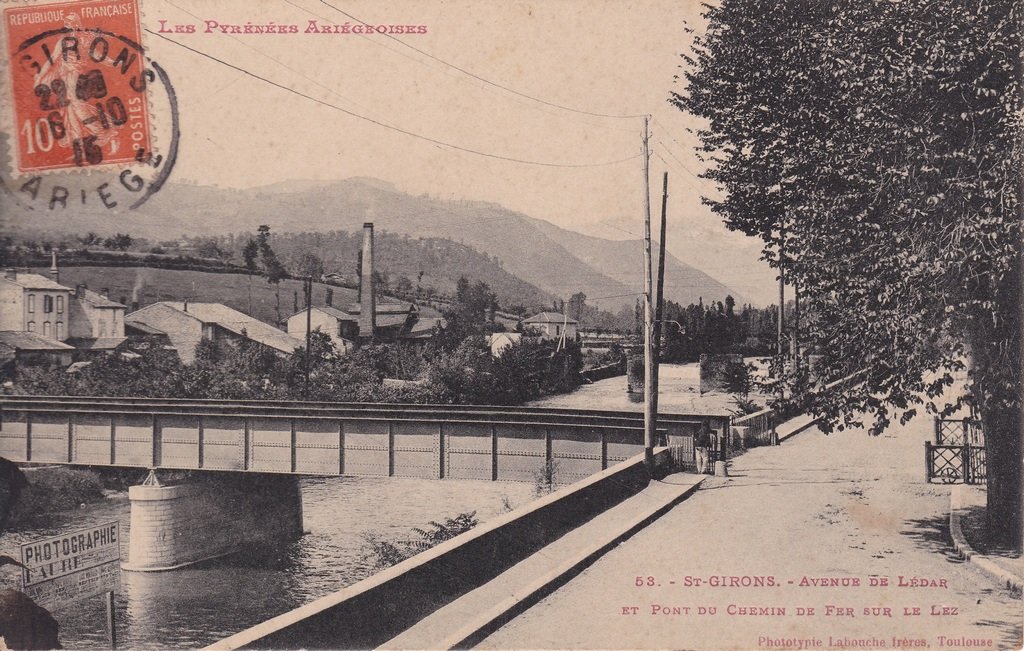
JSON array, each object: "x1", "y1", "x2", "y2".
[{"x1": 4, "y1": 0, "x2": 152, "y2": 173}]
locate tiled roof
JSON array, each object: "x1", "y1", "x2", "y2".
[
  {"x1": 68, "y1": 337, "x2": 127, "y2": 350},
  {"x1": 2, "y1": 273, "x2": 70, "y2": 291},
  {"x1": 78, "y1": 289, "x2": 125, "y2": 309},
  {"x1": 155, "y1": 302, "x2": 304, "y2": 354},
  {"x1": 0, "y1": 331, "x2": 75, "y2": 351},
  {"x1": 125, "y1": 321, "x2": 167, "y2": 336},
  {"x1": 524, "y1": 312, "x2": 578, "y2": 325}
]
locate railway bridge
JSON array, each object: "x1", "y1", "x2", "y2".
[{"x1": 0, "y1": 395, "x2": 723, "y2": 571}]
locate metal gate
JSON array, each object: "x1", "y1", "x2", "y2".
[{"x1": 925, "y1": 418, "x2": 986, "y2": 484}]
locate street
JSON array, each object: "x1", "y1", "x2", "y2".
[{"x1": 479, "y1": 414, "x2": 1023, "y2": 650}]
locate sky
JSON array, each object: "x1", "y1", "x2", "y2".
[{"x1": 8, "y1": 0, "x2": 778, "y2": 304}]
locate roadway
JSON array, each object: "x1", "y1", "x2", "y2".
[{"x1": 475, "y1": 414, "x2": 1023, "y2": 650}]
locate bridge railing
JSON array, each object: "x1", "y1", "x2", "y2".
[{"x1": 0, "y1": 396, "x2": 723, "y2": 482}]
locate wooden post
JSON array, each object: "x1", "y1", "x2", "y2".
[
  {"x1": 104, "y1": 590, "x2": 116, "y2": 649},
  {"x1": 934, "y1": 417, "x2": 942, "y2": 444},
  {"x1": 67, "y1": 414, "x2": 74, "y2": 463},
  {"x1": 641, "y1": 115, "x2": 655, "y2": 469},
  {"x1": 925, "y1": 441, "x2": 932, "y2": 483},
  {"x1": 652, "y1": 172, "x2": 668, "y2": 425},
  {"x1": 962, "y1": 444, "x2": 971, "y2": 485}
]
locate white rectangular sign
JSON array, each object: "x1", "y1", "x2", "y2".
[{"x1": 20, "y1": 521, "x2": 120, "y2": 609}]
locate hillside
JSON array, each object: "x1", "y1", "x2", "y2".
[{"x1": 6, "y1": 177, "x2": 745, "y2": 311}]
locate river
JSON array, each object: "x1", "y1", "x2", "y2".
[{"x1": 0, "y1": 475, "x2": 537, "y2": 649}]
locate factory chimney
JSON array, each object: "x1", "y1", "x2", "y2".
[
  {"x1": 49, "y1": 251, "x2": 59, "y2": 284},
  {"x1": 359, "y1": 223, "x2": 376, "y2": 340}
]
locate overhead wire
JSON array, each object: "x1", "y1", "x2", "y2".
[
  {"x1": 146, "y1": 29, "x2": 642, "y2": 169},
  {"x1": 318, "y1": 0, "x2": 647, "y2": 121}
]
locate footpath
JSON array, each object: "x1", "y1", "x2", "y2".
[{"x1": 475, "y1": 414, "x2": 1023, "y2": 650}]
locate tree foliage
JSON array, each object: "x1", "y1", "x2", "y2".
[{"x1": 673, "y1": 0, "x2": 1021, "y2": 546}]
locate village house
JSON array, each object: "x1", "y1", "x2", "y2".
[
  {"x1": 66, "y1": 284, "x2": 128, "y2": 354},
  {"x1": 127, "y1": 301, "x2": 305, "y2": 364},
  {"x1": 285, "y1": 300, "x2": 422, "y2": 350},
  {"x1": 489, "y1": 332, "x2": 523, "y2": 357},
  {"x1": 0, "y1": 268, "x2": 72, "y2": 342},
  {"x1": 522, "y1": 312, "x2": 579, "y2": 342}
]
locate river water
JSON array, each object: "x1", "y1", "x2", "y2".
[{"x1": 0, "y1": 476, "x2": 537, "y2": 649}]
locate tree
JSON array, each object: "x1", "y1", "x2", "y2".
[
  {"x1": 256, "y1": 225, "x2": 287, "y2": 323},
  {"x1": 103, "y1": 233, "x2": 133, "y2": 251},
  {"x1": 242, "y1": 238, "x2": 259, "y2": 315},
  {"x1": 566, "y1": 292, "x2": 587, "y2": 322},
  {"x1": 674, "y1": 0, "x2": 1021, "y2": 547}
]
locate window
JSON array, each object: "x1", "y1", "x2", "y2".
[
  {"x1": 27, "y1": 294, "x2": 35, "y2": 313},
  {"x1": 99, "y1": 322, "x2": 106, "y2": 337},
  {"x1": 56, "y1": 296, "x2": 64, "y2": 312},
  {"x1": 43, "y1": 295, "x2": 53, "y2": 313},
  {"x1": 56, "y1": 321, "x2": 64, "y2": 340},
  {"x1": 42, "y1": 321, "x2": 51, "y2": 337},
  {"x1": 27, "y1": 320, "x2": 35, "y2": 332}
]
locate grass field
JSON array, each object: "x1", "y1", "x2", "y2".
[{"x1": 30, "y1": 266, "x2": 433, "y2": 326}]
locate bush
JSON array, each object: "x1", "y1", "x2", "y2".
[
  {"x1": 7, "y1": 468, "x2": 105, "y2": 529},
  {"x1": 362, "y1": 511, "x2": 480, "y2": 571}
]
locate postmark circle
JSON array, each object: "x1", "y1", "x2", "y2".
[{"x1": 1, "y1": 26, "x2": 179, "y2": 212}]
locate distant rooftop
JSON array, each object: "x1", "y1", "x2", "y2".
[
  {"x1": 137, "y1": 302, "x2": 304, "y2": 354},
  {"x1": 2, "y1": 272, "x2": 70, "y2": 291},
  {"x1": 0, "y1": 331, "x2": 75, "y2": 351},
  {"x1": 524, "y1": 312, "x2": 578, "y2": 325},
  {"x1": 78, "y1": 288, "x2": 125, "y2": 309}
]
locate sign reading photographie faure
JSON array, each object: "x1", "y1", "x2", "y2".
[{"x1": 20, "y1": 521, "x2": 120, "y2": 610}]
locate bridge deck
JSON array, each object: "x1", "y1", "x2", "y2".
[{"x1": 0, "y1": 396, "x2": 718, "y2": 482}]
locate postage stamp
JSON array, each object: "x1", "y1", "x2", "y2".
[{"x1": 4, "y1": 0, "x2": 152, "y2": 173}]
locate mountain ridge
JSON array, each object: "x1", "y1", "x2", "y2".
[{"x1": 4, "y1": 177, "x2": 745, "y2": 311}]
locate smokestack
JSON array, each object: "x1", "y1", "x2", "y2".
[
  {"x1": 325, "y1": 288, "x2": 333, "y2": 307},
  {"x1": 101, "y1": 287, "x2": 110, "y2": 298},
  {"x1": 359, "y1": 222, "x2": 376, "y2": 340},
  {"x1": 49, "y1": 251, "x2": 58, "y2": 284},
  {"x1": 75, "y1": 284, "x2": 85, "y2": 299},
  {"x1": 132, "y1": 301, "x2": 139, "y2": 311}
]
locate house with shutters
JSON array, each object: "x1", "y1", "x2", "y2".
[{"x1": 0, "y1": 269, "x2": 72, "y2": 342}]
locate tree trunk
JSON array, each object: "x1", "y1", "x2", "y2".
[
  {"x1": 969, "y1": 262, "x2": 1022, "y2": 551},
  {"x1": 981, "y1": 403, "x2": 1021, "y2": 550}
]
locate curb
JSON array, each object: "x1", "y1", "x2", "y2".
[
  {"x1": 434, "y1": 476, "x2": 708, "y2": 650},
  {"x1": 948, "y1": 485, "x2": 1023, "y2": 594},
  {"x1": 776, "y1": 415, "x2": 823, "y2": 443}
]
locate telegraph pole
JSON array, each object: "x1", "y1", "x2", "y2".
[
  {"x1": 642, "y1": 116, "x2": 655, "y2": 469},
  {"x1": 652, "y1": 172, "x2": 668, "y2": 420}
]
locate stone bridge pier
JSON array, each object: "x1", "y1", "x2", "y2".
[{"x1": 122, "y1": 472, "x2": 304, "y2": 571}]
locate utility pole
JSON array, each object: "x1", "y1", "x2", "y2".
[
  {"x1": 642, "y1": 116, "x2": 655, "y2": 469},
  {"x1": 652, "y1": 172, "x2": 668, "y2": 421}
]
